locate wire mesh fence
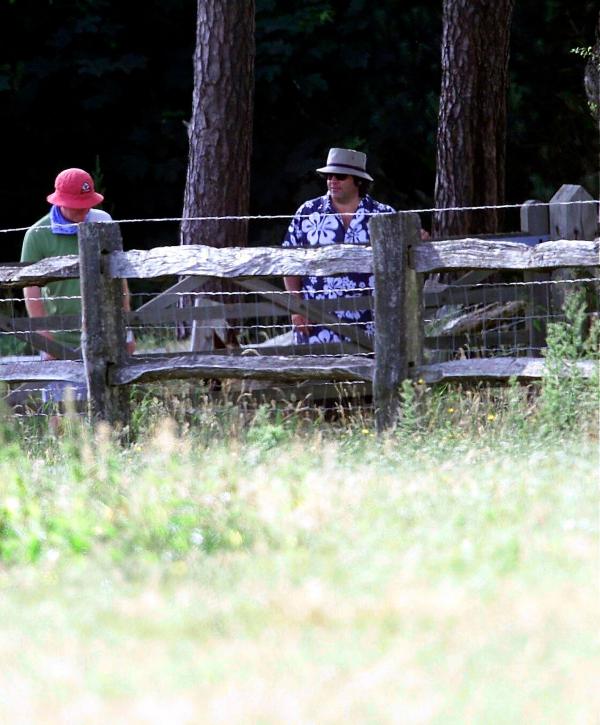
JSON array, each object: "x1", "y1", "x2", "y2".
[
  {"x1": 423, "y1": 274, "x2": 600, "y2": 362},
  {"x1": 3, "y1": 271, "x2": 599, "y2": 421},
  {"x1": 1, "y1": 189, "x2": 598, "y2": 423}
]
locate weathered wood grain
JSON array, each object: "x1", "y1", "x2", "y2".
[
  {"x1": 79, "y1": 222, "x2": 129, "y2": 426},
  {"x1": 2, "y1": 237, "x2": 598, "y2": 287},
  {"x1": 411, "y1": 239, "x2": 600, "y2": 273},
  {"x1": 3, "y1": 354, "x2": 593, "y2": 395},
  {"x1": 548, "y1": 185, "x2": 598, "y2": 317},
  {"x1": 549, "y1": 185, "x2": 597, "y2": 241},
  {"x1": 109, "y1": 353, "x2": 375, "y2": 385},
  {"x1": 520, "y1": 200, "x2": 549, "y2": 236},
  {"x1": 414, "y1": 357, "x2": 597, "y2": 383},
  {"x1": 0, "y1": 255, "x2": 80, "y2": 286},
  {"x1": 108, "y1": 244, "x2": 373, "y2": 279},
  {"x1": 437, "y1": 300, "x2": 526, "y2": 335},
  {"x1": 370, "y1": 211, "x2": 421, "y2": 431},
  {"x1": 132, "y1": 275, "x2": 211, "y2": 315},
  {"x1": 0, "y1": 360, "x2": 85, "y2": 383}
]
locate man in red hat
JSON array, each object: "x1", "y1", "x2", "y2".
[{"x1": 21, "y1": 167, "x2": 134, "y2": 406}]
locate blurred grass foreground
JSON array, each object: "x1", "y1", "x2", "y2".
[
  {"x1": 0, "y1": 297, "x2": 599, "y2": 723},
  {"x1": 0, "y1": 382, "x2": 597, "y2": 723}
]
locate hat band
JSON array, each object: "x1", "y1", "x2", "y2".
[{"x1": 327, "y1": 162, "x2": 367, "y2": 174}]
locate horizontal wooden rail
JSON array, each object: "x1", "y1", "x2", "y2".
[
  {"x1": 411, "y1": 239, "x2": 599, "y2": 273},
  {"x1": 2, "y1": 238, "x2": 599, "y2": 288},
  {"x1": 3, "y1": 356, "x2": 596, "y2": 395},
  {"x1": 0, "y1": 255, "x2": 80, "y2": 287},
  {"x1": 0, "y1": 245, "x2": 372, "y2": 287},
  {"x1": 416, "y1": 357, "x2": 597, "y2": 383},
  {"x1": 108, "y1": 245, "x2": 373, "y2": 280},
  {"x1": 0, "y1": 360, "x2": 85, "y2": 383},
  {"x1": 109, "y1": 353, "x2": 375, "y2": 385}
]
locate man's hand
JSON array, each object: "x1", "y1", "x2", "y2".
[
  {"x1": 38, "y1": 330, "x2": 56, "y2": 360},
  {"x1": 291, "y1": 313, "x2": 311, "y2": 338},
  {"x1": 126, "y1": 330, "x2": 136, "y2": 355},
  {"x1": 284, "y1": 276, "x2": 312, "y2": 338}
]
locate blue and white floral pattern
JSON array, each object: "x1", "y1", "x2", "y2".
[{"x1": 283, "y1": 194, "x2": 394, "y2": 344}]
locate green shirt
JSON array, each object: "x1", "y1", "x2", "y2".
[{"x1": 21, "y1": 210, "x2": 111, "y2": 347}]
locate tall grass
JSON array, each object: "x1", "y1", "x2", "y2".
[{"x1": 0, "y1": 291, "x2": 597, "y2": 722}]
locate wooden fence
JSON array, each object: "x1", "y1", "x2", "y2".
[{"x1": 0, "y1": 183, "x2": 598, "y2": 431}]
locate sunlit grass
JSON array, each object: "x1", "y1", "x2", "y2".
[{"x1": 0, "y1": 397, "x2": 598, "y2": 723}]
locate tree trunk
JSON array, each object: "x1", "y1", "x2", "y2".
[
  {"x1": 181, "y1": 0, "x2": 255, "y2": 248},
  {"x1": 178, "y1": 0, "x2": 255, "y2": 341},
  {"x1": 433, "y1": 0, "x2": 514, "y2": 238},
  {"x1": 583, "y1": 12, "x2": 599, "y2": 122}
]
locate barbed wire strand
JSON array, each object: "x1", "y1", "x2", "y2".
[
  {"x1": 0, "y1": 197, "x2": 598, "y2": 234},
  {"x1": 0, "y1": 194, "x2": 597, "y2": 416},
  {"x1": 0, "y1": 276, "x2": 596, "y2": 306}
]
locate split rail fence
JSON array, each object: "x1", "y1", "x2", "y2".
[{"x1": 0, "y1": 183, "x2": 598, "y2": 431}]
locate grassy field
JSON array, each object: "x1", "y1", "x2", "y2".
[{"x1": 0, "y1": 372, "x2": 598, "y2": 724}]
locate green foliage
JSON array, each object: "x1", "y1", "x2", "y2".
[
  {"x1": 0, "y1": 333, "x2": 28, "y2": 356},
  {"x1": 538, "y1": 289, "x2": 600, "y2": 432},
  {"x1": 0, "y1": 0, "x2": 597, "y2": 255},
  {"x1": 253, "y1": 0, "x2": 442, "y2": 219},
  {"x1": 245, "y1": 406, "x2": 289, "y2": 450},
  {"x1": 509, "y1": 2, "x2": 599, "y2": 200},
  {"x1": 0, "y1": 419, "x2": 261, "y2": 565},
  {"x1": 0, "y1": 367, "x2": 597, "y2": 719},
  {"x1": 571, "y1": 46, "x2": 594, "y2": 58},
  {"x1": 0, "y1": 422, "x2": 597, "y2": 719},
  {"x1": 1, "y1": 350, "x2": 597, "y2": 569}
]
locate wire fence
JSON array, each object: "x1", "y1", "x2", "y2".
[
  {"x1": 0, "y1": 196, "x2": 597, "y2": 235},
  {"x1": 1, "y1": 195, "x2": 598, "y2": 420}
]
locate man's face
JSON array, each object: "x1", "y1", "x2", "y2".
[
  {"x1": 60, "y1": 206, "x2": 92, "y2": 223},
  {"x1": 326, "y1": 174, "x2": 359, "y2": 204}
]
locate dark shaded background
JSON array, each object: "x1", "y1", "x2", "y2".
[{"x1": 0, "y1": 0, "x2": 597, "y2": 260}]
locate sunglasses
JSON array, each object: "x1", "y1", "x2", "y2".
[{"x1": 325, "y1": 173, "x2": 350, "y2": 181}]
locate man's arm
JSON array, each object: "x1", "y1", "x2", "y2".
[
  {"x1": 122, "y1": 280, "x2": 136, "y2": 354},
  {"x1": 23, "y1": 285, "x2": 54, "y2": 342},
  {"x1": 284, "y1": 275, "x2": 311, "y2": 338},
  {"x1": 282, "y1": 204, "x2": 313, "y2": 339}
]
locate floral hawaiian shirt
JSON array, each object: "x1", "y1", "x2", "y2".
[{"x1": 282, "y1": 193, "x2": 395, "y2": 344}]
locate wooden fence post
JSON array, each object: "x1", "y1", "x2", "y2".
[
  {"x1": 520, "y1": 198, "x2": 549, "y2": 238},
  {"x1": 370, "y1": 211, "x2": 422, "y2": 432},
  {"x1": 521, "y1": 200, "x2": 550, "y2": 355},
  {"x1": 548, "y1": 184, "x2": 598, "y2": 315},
  {"x1": 78, "y1": 221, "x2": 130, "y2": 429}
]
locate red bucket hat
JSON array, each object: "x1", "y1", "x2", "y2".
[{"x1": 46, "y1": 168, "x2": 104, "y2": 208}]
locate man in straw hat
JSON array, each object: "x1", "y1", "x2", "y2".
[
  {"x1": 21, "y1": 167, "x2": 134, "y2": 409},
  {"x1": 282, "y1": 147, "x2": 394, "y2": 345}
]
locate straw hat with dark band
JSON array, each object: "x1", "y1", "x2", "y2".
[{"x1": 316, "y1": 148, "x2": 373, "y2": 182}]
